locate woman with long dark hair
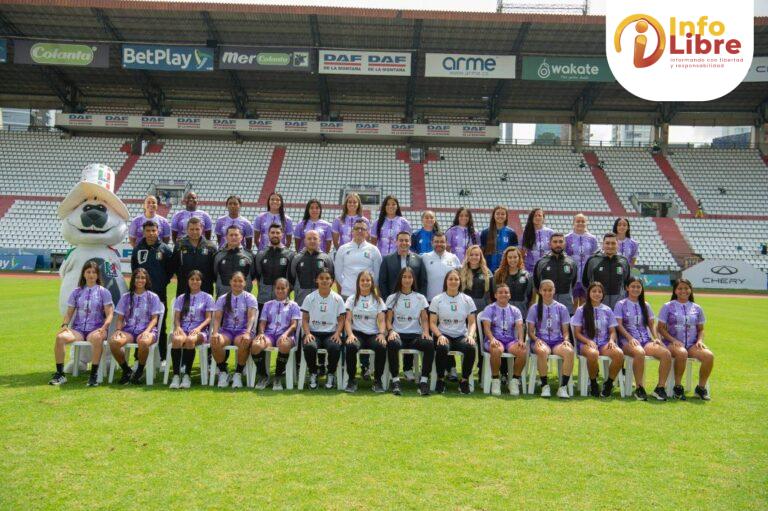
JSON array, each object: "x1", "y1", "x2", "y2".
[
  {"x1": 344, "y1": 270, "x2": 388, "y2": 393},
  {"x1": 254, "y1": 192, "x2": 293, "y2": 250},
  {"x1": 613, "y1": 217, "x2": 639, "y2": 267},
  {"x1": 370, "y1": 195, "x2": 411, "y2": 257},
  {"x1": 445, "y1": 207, "x2": 479, "y2": 264},
  {"x1": 169, "y1": 270, "x2": 214, "y2": 389},
  {"x1": 520, "y1": 208, "x2": 554, "y2": 273},
  {"x1": 332, "y1": 192, "x2": 369, "y2": 249},
  {"x1": 481, "y1": 206, "x2": 518, "y2": 273},
  {"x1": 294, "y1": 199, "x2": 332, "y2": 253},
  {"x1": 494, "y1": 247, "x2": 534, "y2": 319}
]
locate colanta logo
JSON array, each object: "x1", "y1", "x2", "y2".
[
  {"x1": 711, "y1": 265, "x2": 738, "y2": 275},
  {"x1": 607, "y1": 0, "x2": 753, "y2": 102}
]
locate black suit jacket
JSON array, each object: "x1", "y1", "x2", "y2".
[{"x1": 378, "y1": 251, "x2": 427, "y2": 299}]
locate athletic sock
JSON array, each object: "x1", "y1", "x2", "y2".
[
  {"x1": 120, "y1": 361, "x2": 131, "y2": 372},
  {"x1": 419, "y1": 376, "x2": 428, "y2": 383},
  {"x1": 235, "y1": 363, "x2": 245, "y2": 374},
  {"x1": 590, "y1": 378, "x2": 598, "y2": 387},
  {"x1": 171, "y1": 348, "x2": 182, "y2": 375},
  {"x1": 492, "y1": 373, "x2": 500, "y2": 379},
  {"x1": 90, "y1": 364, "x2": 99, "y2": 377},
  {"x1": 182, "y1": 349, "x2": 196, "y2": 375},
  {"x1": 605, "y1": 377, "x2": 614, "y2": 385},
  {"x1": 217, "y1": 362, "x2": 227, "y2": 372},
  {"x1": 56, "y1": 363, "x2": 64, "y2": 374},
  {"x1": 136, "y1": 363, "x2": 145, "y2": 374},
  {"x1": 561, "y1": 374, "x2": 571, "y2": 386},
  {"x1": 541, "y1": 375, "x2": 548, "y2": 386},
  {"x1": 275, "y1": 353, "x2": 289, "y2": 377},
  {"x1": 512, "y1": 374, "x2": 521, "y2": 380}
]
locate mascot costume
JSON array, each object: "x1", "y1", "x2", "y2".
[{"x1": 58, "y1": 164, "x2": 129, "y2": 367}]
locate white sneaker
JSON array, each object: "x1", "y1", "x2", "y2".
[
  {"x1": 449, "y1": 367, "x2": 459, "y2": 381},
  {"x1": 272, "y1": 378, "x2": 283, "y2": 391},
  {"x1": 309, "y1": 373, "x2": 318, "y2": 389},
  {"x1": 160, "y1": 359, "x2": 167, "y2": 372},
  {"x1": 557, "y1": 385, "x2": 571, "y2": 399},
  {"x1": 181, "y1": 374, "x2": 192, "y2": 389},
  {"x1": 491, "y1": 379, "x2": 502, "y2": 396},
  {"x1": 169, "y1": 374, "x2": 181, "y2": 389},
  {"x1": 217, "y1": 371, "x2": 229, "y2": 388},
  {"x1": 510, "y1": 378, "x2": 521, "y2": 396},
  {"x1": 325, "y1": 373, "x2": 336, "y2": 390},
  {"x1": 255, "y1": 375, "x2": 270, "y2": 390},
  {"x1": 404, "y1": 370, "x2": 415, "y2": 382},
  {"x1": 541, "y1": 384, "x2": 551, "y2": 397},
  {"x1": 231, "y1": 372, "x2": 243, "y2": 389}
]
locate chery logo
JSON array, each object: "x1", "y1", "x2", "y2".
[{"x1": 710, "y1": 265, "x2": 738, "y2": 275}]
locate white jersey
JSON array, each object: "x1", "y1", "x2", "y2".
[
  {"x1": 334, "y1": 240, "x2": 382, "y2": 297},
  {"x1": 429, "y1": 292, "x2": 477, "y2": 338},
  {"x1": 385, "y1": 291, "x2": 429, "y2": 335},
  {"x1": 422, "y1": 250, "x2": 461, "y2": 301},
  {"x1": 300, "y1": 290, "x2": 346, "y2": 333},
  {"x1": 345, "y1": 293, "x2": 386, "y2": 335}
]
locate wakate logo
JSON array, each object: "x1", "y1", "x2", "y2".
[{"x1": 607, "y1": 0, "x2": 753, "y2": 101}]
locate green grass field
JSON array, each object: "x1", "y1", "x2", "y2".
[{"x1": 1, "y1": 276, "x2": 767, "y2": 510}]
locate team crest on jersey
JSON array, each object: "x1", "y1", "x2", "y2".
[
  {"x1": 519, "y1": 276, "x2": 527, "y2": 283},
  {"x1": 364, "y1": 251, "x2": 371, "y2": 259},
  {"x1": 450, "y1": 303, "x2": 457, "y2": 311},
  {"x1": 319, "y1": 303, "x2": 328, "y2": 312},
  {"x1": 317, "y1": 261, "x2": 324, "y2": 269},
  {"x1": 404, "y1": 299, "x2": 411, "y2": 308},
  {"x1": 280, "y1": 258, "x2": 287, "y2": 265},
  {"x1": 564, "y1": 265, "x2": 571, "y2": 274},
  {"x1": 546, "y1": 266, "x2": 551, "y2": 271},
  {"x1": 156, "y1": 251, "x2": 163, "y2": 261},
  {"x1": 201, "y1": 248, "x2": 208, "y2": 255},
  {"x1": 239, "y1": 259, "x2": 246, "y2": 267},
  {"x1": 616, "y1": 267, "x2": 623, "y2": 275},
  {"x1": 598, "y1": 266, "x2": 604, "y2": 272}
]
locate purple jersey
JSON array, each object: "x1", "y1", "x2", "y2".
[
  {"x1": 254, "y1": 212, "x2": 294, "y2": 250},
  {"x1": 171, "y1": 209, "x2": 213, "y2": 235},
  {"x1": 116, "y1": 291, "x2": 164, "y2": 332},
  {"x1": 332, "y1": 215, "x2": 370, "y2": 246},
  {"x1": 67, "y1": 285, "x2": 113, "y2": 332},
  {"x1": 613, "y1": 298, "x2": 655, "y2": 345},
  {"x1": 173, "y1": 291, "x2": 215, "y2": 332},
  {"x1": 658, "y1": 300, "x2": 705, "y2": 348},
  {"x1": 214, "y1": 291, "x2": 258, "y2": 332},
  {"x1": 479, "y1": 302, "x2": 523, "y2": 344},
  {"x1": 445, "y1": 225, "x2": 479, "y2": 263},
  {"x1": 571, "y1": 304, "x2": 618, "y2": 347},
  {"x1": 524, "y1": 227, "x2": 554, "y2": 272},
  {"x1": 214, "y1": 216, "x2": 254, "y2": 248},
  {"x1": 129, "y1": 214, "x2": 171, "y2": 243},
  {"x1": 260, "y1": 299, "x2": 301, "y2": 338},
  {"x1": 617, "y1": 237, "x2": 639, "y2": 264},
  {"x1": 371, "y1": 216, "x2": 412, "y2": 257},
  {"x1": 565, "y1": 231, "x2": 598, "y2": 281},
  {"x1": 294, "y1": 219, "x2": 333, "y2": 252},
  {"x1": 526, "y1": 301, "x2": 570, "y2": 345}
]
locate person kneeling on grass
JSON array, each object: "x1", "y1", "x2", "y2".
[
  {"x1": 110, "y1": 269, "x2": 164, "y2": 385},
  {"x1": 571, "y1": 282, "x2": 623, "y2": 398},
  {"x1": 210, "y1": 272, "x2": 258, "y2": 389},
  {"x1": 657, "y1": 279, "x2": 713, "y2": 401},
  {"x1": 385, "y1": 267, "x2": 433, "y2": 396},
  {"x1": 526, "y1": 279, "x2": 573, "y2": 399},
  {"x1": 614, "y1": 276, "x2": 671, "y2": 402},
  {"x1": 169, "y1": 270, "x2": 214, "y2": 389},
  {"x1": 251, "y1": 278, "x2": 301, "y2": 391},
  {"x1": 344, "y1": 270, "x2": 388, "y2": 393},
  {"x1": 50, "y1": 260, "x2": 114, "y2": 387},
  {"x1": 479, "y1": 283, "x2": 527, "y2": 396}
]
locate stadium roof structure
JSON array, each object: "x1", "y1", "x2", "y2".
[{"x1": 0, "y1": 0, "x2": 767, "y2": 126}]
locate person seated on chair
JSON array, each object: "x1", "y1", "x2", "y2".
[
  {"x1": 429, "y1": 269, "x2": 478, "y2": 396},
  {"x1": 384, "y1": 267, "x2": 433, "y2": 397},
  {"x1": 479, "y1": 283, "x2": 527, "y2": 397},
  {"x1": 571, "y1": 282, "x2": 622, "y2": 399},
  {"x1": 614, "y1": 277, "x2": 671, "y2": 402},
  {"x1": 109, "y1": 269, "x2": 163, "y2": 385},
  {"x1": 251, "y1": 278, "x2": 301, "y2": 391},
  {"x1": 526, "y1": 279, "x2": 573, "y2": 399},
  {"x1": 169, "y1": 270, "x2": 214, "y2": 390},
  {"x1": 344, "y1": 270, "x2": 387, "y2": 394},
  {"x1": 210, "y1": 272, "x2": 258, "y2": 390},
  {"x1": 657, "y1": 279, "x2": 713, "y2": 401},
  {"x1": 50, "y1": 260, "x2": 114, "y2": 387}
]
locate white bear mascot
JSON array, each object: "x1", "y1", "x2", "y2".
[{"x1": 58, "y1": 164, "x2": 129, "y2": 365}]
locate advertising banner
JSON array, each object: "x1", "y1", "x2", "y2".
[
  {"x1": 522, "y1": 56, "x2": 615, "y2": 82},
  {"x1": 0, "y1": 39, "x2": 6, "y2": 64},
  {"x1": 743, "y1": 56, "x2": 768, "y2": 82},
  {"x1": 13, "y1": 39, "x2": 110, "y2": 68},
  {"x1": 319, "y1": 50, "x2": 411, "y2": 76},
  {"x1": 219, "y1": 46, "x2": 311, "y2": 71},
  {"x1": 682, "y1": 259, "x2": 766, "y2": 290},
  {"x1": 425, "y1": 54, "x2": 516, "y2": 79},
  {"x1": 0, "y1": 254, "x2": 37, "y2": 272},
  {"x1": 122, "y1": 44, "x2": 214, "y2": 72}
]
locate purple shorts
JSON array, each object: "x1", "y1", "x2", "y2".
[
  {"x1": 483, "y1": 339, "x2": 522, "y2": 353},
  {"x1": 263, "y1": 334, "x2": 296, "y2": 347},
  {"x1": 181, "y1": 327, "x2": 209, "y2": 344},
  {"x1": 72, "y1": 327, "x2": 98, "y2": 340},
  {"x1": 123, "y1": 326, "x2": 157, "y2": 341},
  {"x1": 619, "y1": 337, "x2": 652, "y2": 349},
  {"x1": 533, "y1": 340, "x2": 565, "y2": 353},
  {"x1": 572, "y1": 282, "x2": 586, "y2": 299},
  {"x1": 219, "y1": 328, "x2": 248, "y2": 342}
]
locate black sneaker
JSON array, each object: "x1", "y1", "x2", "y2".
[
  {"x1": 694, "y1": 385, "x2": 711, "y2": 401},
  {"x1": 435, "y1": 379, "x2": 446, "y2": 394},
  {"x1": 391, "y1": 380, "x2": 402, "y2": 396},
  {"x1": 372, "y1": 379, "x2": 385, "y2": 393},
  {"x1": 673, "y1": 385, "x2": 686, "y2": 401},
  {"x1": 634, "y1": 386, "x2": 648, "y2": 401},
  {"x1": 651, "y1": 386, "x2": 668, "y2": 401},
  {"x1": 590, "y1": 381, "x2": 600, "y2": 398},
  {"x1": 459, "y1": 379, "x2": 470, "y2": 395},
  {"x1": 418, "y1": 381, "x2": 430, "y2": 396},
  {"x1": 601, "y1": 380, "x2": 614, "y2": 398},
  {"x1": 345, "y1": 379, "x2": 358, "y2": 393},
  {"x1": 87, "y1": 374, "x2": 99, "y2": 387},
  {"x1": 129, "y1": 369, "x2": 144, "y2": 385},
  {"x1": 118, "y1": 369, "x2": 133, "y2": 385},
  {"x1": 48, "y1": 372, "x2": 67, "y2": 385}
]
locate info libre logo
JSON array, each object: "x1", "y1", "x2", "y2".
[{"x1": 606, "y1": 0, "x2": 753, "y2": 101}]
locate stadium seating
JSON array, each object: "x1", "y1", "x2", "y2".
[
  {"x1": 666, "y1": 148, "x2": 768, "y2": 215},
  {"x1": 676, "y1": 218, "x2": 768, "y2": 273}
]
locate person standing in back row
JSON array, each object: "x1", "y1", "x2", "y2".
[
  {"x1": 213, "y1": 226, "x2": 254, "y2": 296},
  {"x1": 422, "y1": 232, "x2": 461, "y2": 302},
  {"x1": 520, "y1": 208, "x2": 554, "y2": 273},
  {"x1": 334, "y1": 219, "x2": 382, "y2": 299},
  {"x1": 170, "y1": 217, "x2": 217, "y2": 297},
  {"x1": 170, "y1": 191, "x2": 213, "y2": 243},
  {"x1": 370, "y1": 195, "x2": 411, "y2": 257},
  {"x1": 582, "y1": 233, "x2": 631, "y2": 309},
  {"x1": 533, "y1": 233, "x2": 578, "y2": 314},
  {"x1": 215, "y1": 195, "x2": 253, "y2": 250},
  {"x1": 254, "y1": 192, "x2": 293, "y2": 250}
]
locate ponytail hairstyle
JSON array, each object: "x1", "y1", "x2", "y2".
[
  {"x1": 536, "y1": 279, "x2": 555, "y2": 325},
  {"x1": 452, "y1": 207, "x2": 476, "y2": 246},
  {"x1": 266, "y1": 192, "x2": 287, "y2": 232},
  {"x1": 422, "y1": 210, "x2": 440, "y2": 234},
  {"x1": 625, "y1": 276, "x2": 649, "y2": 327},
  {"x1": 376, "y1": 195, "x2": 403, "y2": 239},
  {"x1": 224, "y1": 271, "x2": 246, "y2": 317},
  {"x1": 522, "y1": 208, "x2": 544, "y2": 250},
  {"x1": 353, "y1": 270, "x2": 380, "y2": 307},
  {"x1": 181, "y1": 270, "x2": 204, "y2": 317},
  {"x1": 391, "y1": 266, "x2": 417, "y2": 309},
  {"x1": 484, "y1": 206, "x2": 508, "y2": 256},
  {"x1": 126, "y1": 268, "x2": 152, "y2": 319},
  {"x1": 671, "y1": 278, "x2": 695, "y2": 303},
  {"x1": 583, "y1": 281, "x2": 605, "y2": 339}
]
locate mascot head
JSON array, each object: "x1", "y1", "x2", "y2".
[{"x1": 58, "y1": 164, "x2": 129, "y2": 247}]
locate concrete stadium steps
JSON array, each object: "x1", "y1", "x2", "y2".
[
  {"x1": 652, "y1": 153, "x2": 699, "y2": 215},
  {"x1": 582, "y1": 151, "x2": 627, "y2": 216},
  {"x1": 652, "y1": 217, "x2": 697, "y2": 268}
]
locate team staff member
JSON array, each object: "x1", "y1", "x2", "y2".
[
  {"x1": 213, "y1": 226, "x2": 255, "y2": 296},
  {"x1": 481, "y1": 206, "x2": 518, "y2": 273},
  {"x1": 253, "y1": 224, "x2": 295, "y2": 311},
  {"x1": 129, "y1": 194, "x2": 171, "y2": 247},
  {"x1": 171, "y1": 191, "x2": 213, "y2": 242},
  {"x1": 533, "y1": 233, "x2": 578, "y2": 314},
  {"x1": 215, "y1": 195, "x2": 253, "y2": 250},
  {"x1": 334, "y1": 219, "x2": 382, "y2": 299},
  {"x1": 460, "y1": 245, "x2": 494, "y2": 311},
  {"x1": 422, "y1": 232, "x2": 461, "y2": 301},
  {"x1": 582, "y1": 233, "x2": 631, "y2": 309},
  {"x1": 131, "y1": 221, "x2": 172, "y2": 362},
  {"x1": 565, "y1": 214, "x2": 599, "y2": 308},
  {"x1": 411, "y1": 211, "x2": 439, "y2": 255},
  {"x1": 170, "y1": 217, "x2": 217, "y2": 296},
  {"x1": 289, "y1": 230, "x2": 335, "y2": 306},
  {"x1": 378, "y1": 231, "x2": 427, "y2": 299},
  {"x1": 294, "y1": 199, "x2": 333, "y2": 253},
  {"x1": 254, "y1": 192, "x2": 293, "y2": 250}
]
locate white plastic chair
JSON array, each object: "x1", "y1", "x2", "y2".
[
  {"x1": 208, "y1": 345, "x2": 257, "y2": 387},
  {"x1": 622, "y1": 354, "x2": 664, "y2": 396},
  {"x1": 576, "y1": 351, "x2": 626, "y2": 398},
  {"x1": 430, "y1": 349, "x2": 476, "y2": 392},
  {"x1": 298, "y1": 348, "x2": 344, "y2": 390},
  {"x1": 382, "y1": 348, "x2": 424, "y2": 390},
  {"x1": 341, "y1": 349, "x2": 387, "y2": 388},
  {"x1": 526, "y1": 349, "x2": 574, "y2": 396},
  {"x1": 479, "y1": 327, "x2": 527, "y2": 395},
  {"x1": 258, "y1": 346, "x2": 297, "y2": 390},
  {"x1": 108, "y1": 311, "x2": 164, "y2": 386},
  {"x1": 162, "y1": 338, "x2": 211, "y2": 386},
  {"x1": 70, "y1": 339, "x2": 111, "y2": 383}
]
